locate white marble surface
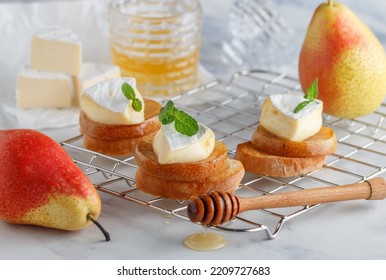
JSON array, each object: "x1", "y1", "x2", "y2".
[{"x1": 0, "y1": 0, "x2": 386, "y2": 260}]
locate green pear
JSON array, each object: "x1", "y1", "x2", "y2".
[
  {"x1": 299, "y1": 0, "x2": 386, "y2": 119},
  {"x1": 0, "y1": 129, "x2": 108, "y2": 240}
]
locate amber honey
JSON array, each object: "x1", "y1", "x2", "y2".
[
  {"x1": 108, "y1": 0, "x2": 202, "y2": 97},
  {"x1": 111, "y1": 47, "x2": 200, "y2": 96},
  {"x1": 184, "y1": 231, "x2": 227, "y2": 251}
]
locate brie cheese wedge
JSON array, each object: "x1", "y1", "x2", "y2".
[
  {"x1": 260, "y1": 93, "x2": 323, "y2": 142},
  {"x1": 31, "y1": 26, "x2": 82, "y2": 76},
  {"x1": 153, "y1": 123, "x2": 215, "y2": 164},
  {"x1": 80, "y1": 78, "x2": 145, "y2": 125}
]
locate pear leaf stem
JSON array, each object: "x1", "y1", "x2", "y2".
[
  {"x1": 87, "y1": 214, "x2": 110, "y2": 241},
  {"x1": 327, "y1": 0, "x2": 333, "y2": 6}
]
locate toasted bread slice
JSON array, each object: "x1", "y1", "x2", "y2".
[
  {"x1": 251, "y1": 125, "x2": 336, "y2": 157},
  {"x1": 235, "y1": 141, "x2": 326, "y2": 177},
  {"x1": 135, "y1": 159, "x2": 245, "y2": 200},
  {"x1": 80, "y1": 98, "x2": 161, "y2": 156},
  {"x1": 135, "y1": 140, "x2": 229, "y2": 181},
  {"x1": 83, "y1": 130, "x2": 159, "y2": 156}
]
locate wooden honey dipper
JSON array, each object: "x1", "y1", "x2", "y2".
[{"x1": 187, "y1": 177, "x2": 386, "y2": 226}]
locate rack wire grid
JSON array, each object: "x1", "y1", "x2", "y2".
[{"x1": 61, "y1": 70, "x2": 386, "y2": 239}]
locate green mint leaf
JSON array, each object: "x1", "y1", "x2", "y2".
[
  {"x1": 121, "y1": 82, "x2": 143, "y2": 112},
  {"x1": 121, "y1": 83, "x2": 136, "y2": 100},
  {"x1": 294, "y1": 100, "x2": 313, "y2": 113},
  {"x1": 294, "y1": 78, "x2": 319, "y2": 113},
  {"x1": 174, "y1": 110, "x2": 199, "y2": 136},
  {"x1": 158, "y1": 100, "x2": 176, "y2": 125},
  {"x1": 132, "y1": 98, "x2": 142, "y2": 112},
  {"x1": 304, "y1": 78, "x2": 318, "y2": 100},
  {"x1": 158, "y1": 100, "x2": 199, "y2": 136}
]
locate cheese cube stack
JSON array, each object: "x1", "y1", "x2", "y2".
[
  {"x1": 31, "y1": 26, "x2": 82, "y2": 76},
  {"x1": 16, "y1": 26, "x2": 121, "y2": 109}
]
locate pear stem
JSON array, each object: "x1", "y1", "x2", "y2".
[
  {"x1": 87, "y1": 214, "x2": 110, "y2": 241},
  {"x1": 327, "y1": 0, "x2": 333, "y2": 6}
]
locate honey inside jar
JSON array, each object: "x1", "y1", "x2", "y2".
[{"x1": 109, "y1": 0, "x2": 202, "y2": 97}]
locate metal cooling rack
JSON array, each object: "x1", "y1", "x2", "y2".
[{"x1": 61, "y1": 70, "x2": 386, "y2": 239}]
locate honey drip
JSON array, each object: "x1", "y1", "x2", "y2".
[{"x1": 184, "y1": 226, "x2": 226, "y2": 251}]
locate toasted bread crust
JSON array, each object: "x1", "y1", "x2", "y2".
[
  {"x1": 135, "y1": 159, "x2": 245, "y2": 200},
  {"x1": 235, "y1": 141, "x2": 326, "y2": 177},
  {"x1": 80, "y1": 98, "x2": 161, "y2": 156},
  {"x1": 251, "y1": 125, "x2": 336, "y2": 157},
  {"x1": 83, "y1": 130, "x2": 159, "y2": 156},
  {"x1": 134, "y1": 140, "x2": 229, "y2": 181}
]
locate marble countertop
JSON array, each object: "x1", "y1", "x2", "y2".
[{"x1": 0, "y1": 0, "x2": 385, "y2": 260}]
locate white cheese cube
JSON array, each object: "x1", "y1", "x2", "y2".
[
  {"x1": 17, "y1": 68, "x2": 72, "y2": 109},
  {"x1": 260, "y1": 94, "x2": 323, "y2": 142},
  {"x1": 31, "y1": 26, "x2": 82, "y2": 76},
  {"x1": 73, "y1": 63, "x2": 121, "y2": 105}
]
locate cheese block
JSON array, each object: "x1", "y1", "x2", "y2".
[
  {"x1": 73, "y1": 63, "x2": 121, "y2": 105},
  {"x1": 31, "y1": 26, "x2": 82, "y2": 76},
  {"x1": 17, "y1": 68, "x2": 72, "y2": 109},
  {"x1": 260, "y1": 94, "x2": 323, "y2": 142}
]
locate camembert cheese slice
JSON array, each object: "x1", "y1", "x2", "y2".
[
  {"x1": 153, "y1": 123, "x2": 215, "y2": 164},
  {"x1": 80, "y1": 78, "x2": 144, "y2": 125},
  {"x1": 73, "y1": 63, "x2": 121, "y2": 106},
  {"x1": 260, "y1": 93, "x2": 323, "y2": 142}
]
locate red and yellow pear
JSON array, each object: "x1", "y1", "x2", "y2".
[
  {"x1": 0, "y1": 129, "x2": 107, "y2": 239},
  {"x1": 299, "y1": 0, "x2": 386, "y2": 119}
]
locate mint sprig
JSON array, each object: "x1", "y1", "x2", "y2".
[
  {"x1": 294, "y1": 78, "x2": 318, "y2": 113},
  {"x1": 121, "y1": 82, "x2": 142, "y2": 112},
  {"x1": 159, "y1": 100, "x2": 199, "y2": 136}
]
